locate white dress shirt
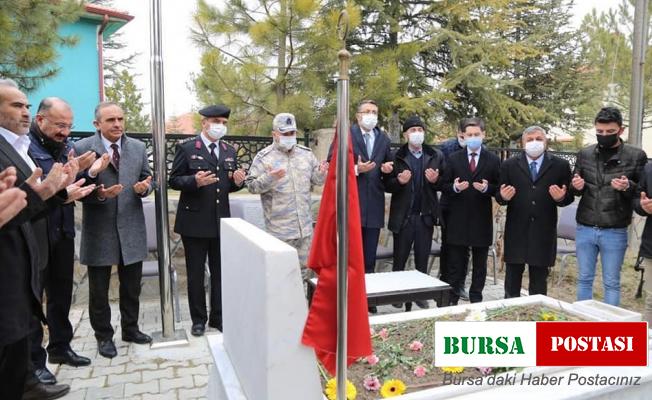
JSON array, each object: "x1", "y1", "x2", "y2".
[
  {"x1": 201, "y1": 133, "x2": 220, "y2": 160},
  {"x1": 0, "y1": 126, "x2": 38, "y2": 172}
]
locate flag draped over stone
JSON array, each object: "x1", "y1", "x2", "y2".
[{"x1": 301, "y1": 129, "x2": 372, "y2": 375}]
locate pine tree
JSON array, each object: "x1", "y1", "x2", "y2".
[
  {"x1": 578, "y1": 0, "x2": 652, "y2": 128},
  {"x1": 105, "y1": 69, "x2": 151, "y2": 133},
  {"x1": 0, "y1": 0, "x2": 81, "y2": 91},
  {"x1": 191, "y1": 0, "x2": 334, "y2": 135}
]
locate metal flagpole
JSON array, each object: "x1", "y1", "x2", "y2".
[
  {"x1": 149, "y1": 0, "x2": 188, "y2": 347},
  {"x1": 335, "y1": 11, "x2": 351, "y2": 400},
  {"x1": 629, "y1": 0, "x2": 649, "y2": 148}
]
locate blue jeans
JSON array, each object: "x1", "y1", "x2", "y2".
[{"x1": 575, "y1": 224, "x2": 628, "y2": 306}]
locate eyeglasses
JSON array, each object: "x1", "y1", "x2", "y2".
[{"x1": 40, "y1": 115, "x2": 74, "y2": 130}]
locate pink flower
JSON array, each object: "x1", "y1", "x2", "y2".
[
  {"x1": 478, "y1": 367, "x2": 493, "y2": 375},
  {"x1": 363, "y1": 375, "x2": 381, "y2": 391},
  {"x1": 414, "y1": 365, "x2": 427, "y2": 377},
  {"x1": 365, "y1": 354, "x2": 379, "y2": 365},
  {"x1": 409, "y1": 340, "x2": 424, "y2": 351},
  {"x1": 369, "y1": 327, "x2": 375, "y2": 336},
  {"x1": 378, "y1": 328, "x2": 389, "y2": 341}
]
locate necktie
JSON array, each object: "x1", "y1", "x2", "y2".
[
  {"x1": 469, "y1": 152, "x2": 477, "y2": 173},
  {"x1": 530, "y1": 161, "x2": 538, "y2": 181},
  {"x1": 364, "y1": 133, "x2": 373, "y2": 158},
  {"x1": 111, "y1": 143, "x2": 120, "y2": 170},
  {"x1": 209, "y1": 142, "x2": 218, "y2": 163}
]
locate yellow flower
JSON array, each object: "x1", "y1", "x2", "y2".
[
  {"x1": 440, "y1": 367, "x2": 464, "y2": 374},
  {"x1": 325, "y1": 378, "x2": 357, "y2": 400},
  {"x1": 541, "y1": 312, "x2": 557, "y2": 321},
  {"x1": 380, "y1": 379, "x2": 406, "y2": 398}
]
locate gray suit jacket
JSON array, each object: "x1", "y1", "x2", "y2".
[{"x1": 74, "y1": 133, "x2": 153, "y2": 266}]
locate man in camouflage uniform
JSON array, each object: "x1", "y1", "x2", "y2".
[{"x1": 246, "y1": 113, "x2": 328, "y2": 277}]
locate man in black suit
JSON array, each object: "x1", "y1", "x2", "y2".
[
  {"x1": 169, "y1": 105, "x2": 246, "y2": 336},
  {"x1": 442, "y1": 118, "x2": 500, "y2": 305},
  {"x1": 383, "y1": 116, "x2": 446, "y2": 309},
  {"x1": 0, "y1": 79, "x2": 76, "y2": 400},
  {"x1": 495, "y1": 126, "x2": 573, "y2": 297}
]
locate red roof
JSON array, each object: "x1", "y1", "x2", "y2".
[{"x1": 84, "y1": 4, "x2": 133, "y2": 22}]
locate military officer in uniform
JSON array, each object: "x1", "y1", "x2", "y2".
[
  {"x1": 169, "y1": 105, "x2": 246, "y2": 336},
  {"x1": 246, "y1": 113, "x2": 328, "y2": 278}
]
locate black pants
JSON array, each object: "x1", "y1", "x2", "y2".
[
  {"x1": 504, "y1": 263, "x2": 550, "y2": 298},
  {"x1": 0, "y1": 335, "x2": 29, "y2": 400},
  {"x1": 88, "y1": 262, "x2": 143, "y2": 341},
  {"x1": 361, "y1": 227, "x2": 380, "y2": 274},
  {"x1": 448, "y1": 245, "x2": 488, "y2": 304},
  {"x1": 392, "y1": 215, "x2": 434, "y2": 274},
  {"x1": 439, "y1": 209, "x2": 468, "y2": 284},
  {"x1": 181, "y1": 236, "x2": 222, "y2": 327},
  {"x1": 30, "y1": 236, "x2": 75, "y2": 368}
]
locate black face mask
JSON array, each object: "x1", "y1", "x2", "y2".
[{"x1": 596, "y1": 133, "x2": 619, "y2": 148}]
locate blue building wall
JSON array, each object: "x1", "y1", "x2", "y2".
[{"x1": 27, "y1": 20, "x2": 101, "y2": 132}]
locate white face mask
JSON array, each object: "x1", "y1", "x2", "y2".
[
  {"x1": 208, "y1": 123, "x2": 227, "y2": 140},
  {"x1": 408, "y1": 131, "x2": 425, "y2": 146},
  {"x1": 524, "y1": 140, "x2": 545, "y2": 158},
  {"x1": 278, "y1": 135, "x2": 297, "y2": 151},
  {"x1": 360, "y1": 114, "x2": 378, "y2": 131}
]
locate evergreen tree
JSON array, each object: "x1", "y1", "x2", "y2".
[
  {"x1": 105, "y1": 69, "x2": 151, "y2": 133},
  {"x1": 0, "y1": 0, "x2": 81, "y2": 91},
  {"x1": 191, "y1": 0, "x2": 335, "y2": 135},
  {"x1": 578, "y1": 0, "x2": 652, "y2": 128}
]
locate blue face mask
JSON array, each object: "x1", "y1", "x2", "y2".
[{"x1": 466, "y1": 136, "x2": 483, "y2": 150}]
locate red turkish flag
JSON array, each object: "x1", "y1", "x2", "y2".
[{"x1": 301, "y1": 128, "x2": 372, "y2": 376}]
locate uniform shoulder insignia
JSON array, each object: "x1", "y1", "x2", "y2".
[
  {"x1": 220, "y1": 140, "x2": 236, "y2": 151},
  {"x1": 178, "y1": 136, "x2": 197, "y2": 145},
  {"x1": 254, "y1": 145, "x2": 274, "y2": 159}
]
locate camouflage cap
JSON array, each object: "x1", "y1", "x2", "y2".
[{"x1": 272, "y1": 113, "x2": 297, "y2": 133}]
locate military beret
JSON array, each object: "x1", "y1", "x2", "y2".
[
  {"x1": 402, "y1": 115, "x2": 425, "y2": 132},
  {"x1": 198, "y1": 104, "x2": 231, "y2": 118}
]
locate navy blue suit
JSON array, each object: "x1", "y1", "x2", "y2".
[{"x1": 329, "y1": 124, "x2": 392, "y2": 273}]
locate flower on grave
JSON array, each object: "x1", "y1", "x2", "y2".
[
  {"x1": 540, "y1": 312, "x2": 557, "y2": 321},
  {"x1": 477, "y1": 367, "x2": 493, "y2": 375},
  {"x1": 365, "y1": 354, "x2": 379, "y2": 365},
  {"x1": 440, "y1": 367, "x2": 464, "y2": 374},
  {"x1": 378, "y1": 328, "x2": 389, "y2": 341},
  {"x1": 408, "y1": 340, "x2": 424, "y2": 352},
  {"x1": 363, "y1": 375, "x2": 381, "y2": 391},
  {"x1": 465, "y1": 310, "x2": 488, "y2": 322},
  {"x1": 324, "y1": 378, "x2": 357, "y2": 400},
  {"x1": 380, "y1": 379, "x2": 406, "y2": 398},
  {"x1": 413, "y1": 365, "x2": 427, "y2": 377}
]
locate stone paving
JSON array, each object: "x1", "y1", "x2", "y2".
[{"x1": 49, "y1": 263, "x2": 508, "y2": 399}]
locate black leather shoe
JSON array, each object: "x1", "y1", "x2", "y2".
[
  {"x1": 392, "y1": 303, "x2": 403, "y2": 309},
  {"x1": 35, "y1": 367, "x2": 57, "y2": 385},
  {"x1": 415, "y1": 300, "x2": 430, "y2": 309},
  {"x1": 23, "y1": 382, "x2": 70, "y2": 400},
  {"x1": 191, "y1": 324, "x2": 205, "y2": 337},
  {"x1": 457, "y1": 288, "x2": 470, "y2": 301},
  {"x1": 48, "y1": 348, "x2": 91, "y2": 367},
  {"x1": 122, "y1": 331, "x2": 153, "y2": 344},
  {"x1": 368, "y1": 306, "x2": 378, "y2": 314},
  {"x1": 97, "y1": 339, "x2": 117, "y2": 358}
]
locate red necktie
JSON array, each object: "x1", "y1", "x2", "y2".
[
  {"x1": 111, "y1": 143, "x2": 120, "y2": 170},
  {"x1": 470, "y1": 152, "x2": 477, "y2": 173}
]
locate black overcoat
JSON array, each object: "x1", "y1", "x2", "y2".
[
  {"x1": 495, "y1": 152, "x2": 573, "y2": 266},
  {"x1": 442, "y1": 148, "x2": 500, "y2": 247}
]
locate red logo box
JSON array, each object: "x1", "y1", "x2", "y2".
[{"x1": 536, "y1": 322, "x2": 648, "y2": 366}]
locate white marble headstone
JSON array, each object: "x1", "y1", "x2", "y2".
[{"x1": 217, "y1": 218, "x2": 322, "y2": 400}]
